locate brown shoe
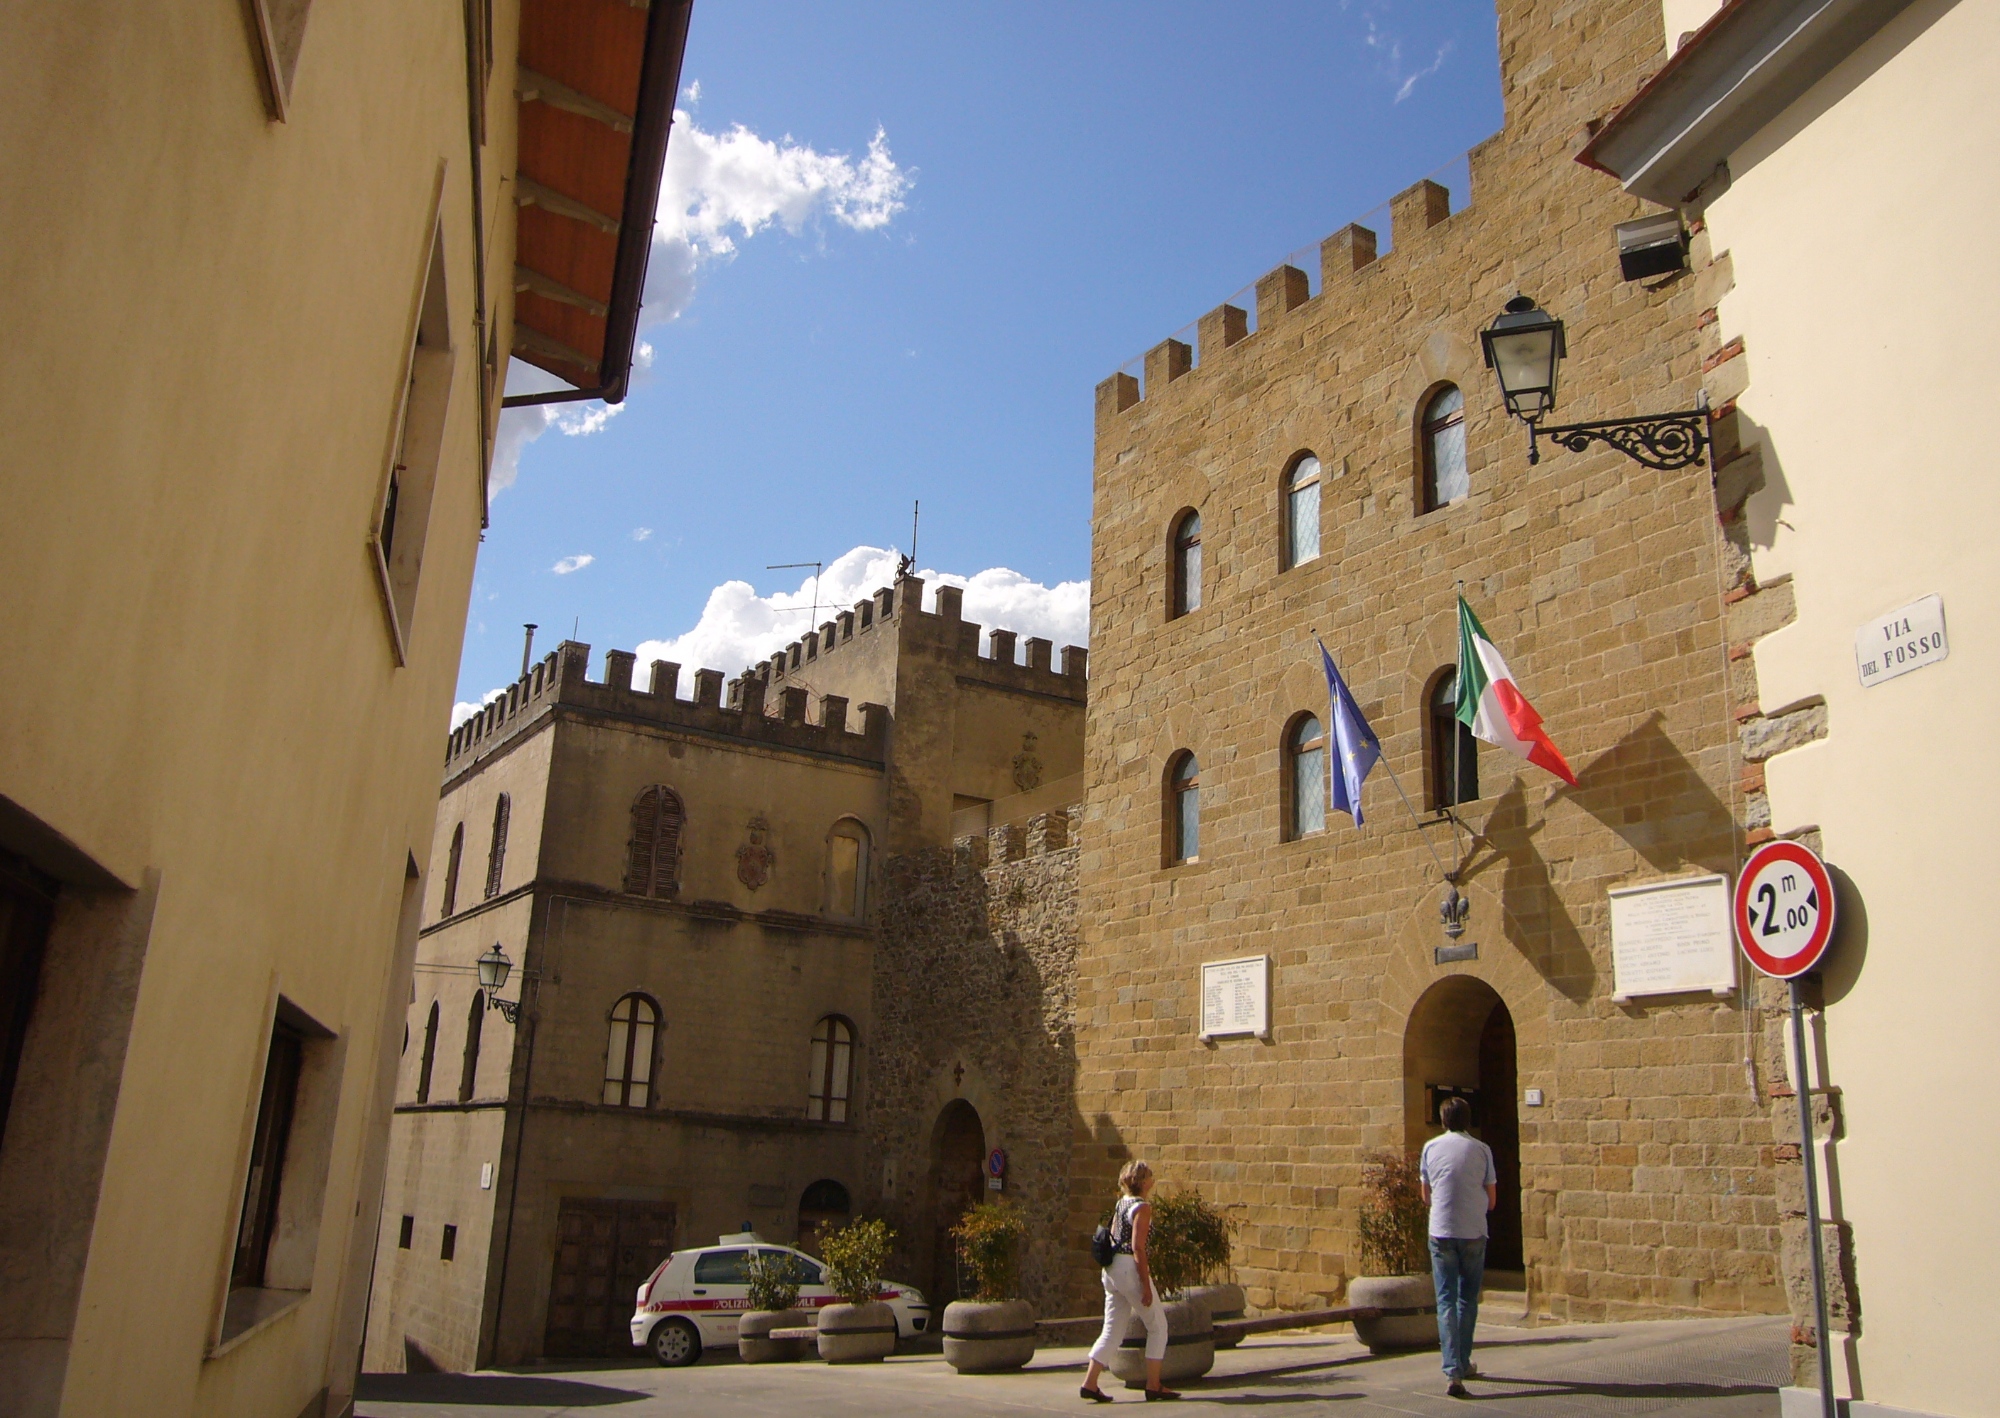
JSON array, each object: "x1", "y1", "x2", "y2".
[
  {"x1": 1145, "y1": 1389, "x2": 1181, "y2": 1401},
  {"x1": 1080, "y1": 1386, "x2": 1113, "y2": 1403}
]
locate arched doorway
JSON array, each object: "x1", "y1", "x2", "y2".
[
  {"x1": 1402, "y1": 976, "x2": 1523, "y2": 1272},
  {"x1": 926, "y1": 1100, "x2": 986, "y2": 1303},
  {"x1": 797, "y1": 1178, "x2": 851, "y2": 1257}
]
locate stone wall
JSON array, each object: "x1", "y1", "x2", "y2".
[
  {"x1": 868, "y1": 809, "x2": 1083, "y2": 1316},
  {"x1": 1069, "y1": 0, "x2": 1786, "y2": 1324}
]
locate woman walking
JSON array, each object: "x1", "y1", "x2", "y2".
[{"x1": 1082, "y1": 1160, "x2": 1180, "y2": 1402}]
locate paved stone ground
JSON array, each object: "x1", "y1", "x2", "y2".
[{"x1": 357, "y1": 1314, "x2": 1790, "y2": 1418}]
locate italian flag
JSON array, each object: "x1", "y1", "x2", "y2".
[{"x1": 1456, "y1": 597, "x2": 1578, "y2": 786}]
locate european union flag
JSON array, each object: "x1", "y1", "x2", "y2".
[{"x1": 1318, "y1": 639, "x2": 1380, "y2": 825}]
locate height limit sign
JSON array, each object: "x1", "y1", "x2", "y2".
[{"x1": 1733, "y1": 840, "x2": 1836, "y2": 979}]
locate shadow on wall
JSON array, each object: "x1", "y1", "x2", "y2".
[
  {"x1": 1462, "y1": 780, "x2": 1595, "y2": 1004},
  {"x1": 1561, "y1": 712, "x2": 1736, "y2": 876}
]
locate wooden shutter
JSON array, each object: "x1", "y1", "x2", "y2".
[{"x1": 652, "y1": 790, "x2": 682, "y2": 897}]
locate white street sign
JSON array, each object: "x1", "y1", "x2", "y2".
[{"x1": 1856, "y1": 594, "x2": 1947, "y2": 687}]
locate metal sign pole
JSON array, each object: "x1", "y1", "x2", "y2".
[{"x1": 1789, "y1": 977, "x2": 1837, "y2": 1418}]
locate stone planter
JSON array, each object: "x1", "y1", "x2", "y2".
[
  {"x1": 1183, "y1": 1284, "x2": 1246, "y2": 1348},
  {"x1": 737, "y1": 1309, "x2": 808, "y2": 1363},
  {"x1": 1107, "y1": 1294, "x2": 1214, "y2": 1389},
  {"x1": 815, "y1": 1300, "x2": 898, "y2": 1364},
  {"x1": 942, "y1": 1298, "x2": 1037, "y2": 1373},
  {"x1": 1347, "y1": 1275, "x2": 1438, "y2": 1353}
]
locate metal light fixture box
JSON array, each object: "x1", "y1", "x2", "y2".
[
  {"x1": 1615, "y1": 212, "x2": 1687, "y2": 281},
  {"x1": 1480, "y1": 296, "x2": 1566, "y2": 420}
]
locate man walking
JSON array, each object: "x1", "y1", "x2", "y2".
[{"x1": 1420, "y1": 1095, "x2": 1497, "y2": 1398}]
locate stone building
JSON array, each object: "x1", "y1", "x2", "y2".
[
  {"x1": 1581, "y1": 3, "x2": 1997, "y2": 1413},
  {"x1": 366, "y1": 578, "x2": 1088, "y2": 1368},
  {"x1": 1066, "y1": 0, "x2": 1788, "y2": 1324},
  {"x1": 0, "y1": 3, "x2": 687, "y2": 1416}
]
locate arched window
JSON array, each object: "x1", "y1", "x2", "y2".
[
  {"x1": 1170, "y1": 511, "x2": 1202, "y2": 618},
  {"x1": 441, "y1": 822, "x2": 463, "y2": 918},
  {"x1": 624, "y1": 786, "x2": 685, "y2": 898},
  {"x1": 483, "y1": 794, "x2": 510, "y2": 899},
  {"x1": 459, "y1": 990, "x2": 484, "y2": 1102},
  {"x1": 826, "y1": 819, "x2": 870, "y2": 919},
  {"x1": 602, "y1": 994, "x2": 659, "y2": 1108},
  {"x1": 807, "y1": 1015, "x2": 855, "y2": 1123},
  {"x1": 1286, "y1": 714, "x2": 1327, "y2": 840},
  {"x1": 797, "y1": 1178, "x2": 852, "y2": 1255},
  {"x1": 1421, "y1": 385, "x2": 1469, "y2": 512},
  {"x1": 1167, "y1": 752, "x2": 1200, "y2": 865},
  {"x1": 416, "y1": 999, "x2": 439, "y2": 1104},
  {"x1": 1283, "y1": 456, "x2": 1321, "y2": 569},
  {"x1": 1429, "y1": 670, "x2": 1479, "y2": 808}
]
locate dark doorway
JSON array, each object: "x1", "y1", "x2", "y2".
[
  {"x1": 1478, "y1": 1002, "x2": 1523, "y2": 1271},
  {"x1": 544, "y1": 1198, "x2": 677, "y2": 1357},
  {"x1": 797, "y1": 1178, "x2": 851, "y2": 1257},
  {"x1": 1403, "y1": 976, "x2": 1522, "y2": 1272},
  {"x1": 926, "y1": 1100, "x2": 986, "y2": 1303}
]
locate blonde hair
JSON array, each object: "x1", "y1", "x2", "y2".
[{"x1": 1117, "y1": 1160, "x2": 1153, "y2": 1197}]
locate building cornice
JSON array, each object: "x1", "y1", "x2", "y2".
[{"x1": 1577, "y1": 0, "x2": 1919, "y2": 207}]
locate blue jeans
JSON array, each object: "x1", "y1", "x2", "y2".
[{"x1": 1429, "y1": 1236, "x2": 1486, "y2": 1379}]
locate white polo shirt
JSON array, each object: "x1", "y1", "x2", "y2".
[{"x1": 1420, "y1": 1129, "x2": 1497, "y2": 1240}]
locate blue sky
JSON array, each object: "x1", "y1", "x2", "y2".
[{"x1": 461, "y1": 1, "x2": 1503, "y2": 716}]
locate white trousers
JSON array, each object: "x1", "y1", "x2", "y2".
[{"x1": 1088, "y1": 1254, "x2": 1169, "y2": 1364}]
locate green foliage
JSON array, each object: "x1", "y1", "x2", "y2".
[
  {"x1": 1143, "y1": 1190, "x2": 1234, "y2": 1299},
  {"x1": 1356, "y1": 1150, "x2": 1428, "y2": 1277},
  {"x1": 952, "y1": 1201, "x2": 1027, "y2": 1301},
  {"x1": 743, "y1": 1249, "x2": 802, "y2": 1313},
  {"x1": 819, "y1": 1216, "x2": 897, "y2": 1305}
]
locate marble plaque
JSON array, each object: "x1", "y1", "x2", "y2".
[
  {"x1": 1200, "y1": 955, "x2": 1270, "y2": 1040},
  {"x1": 1608, "y1": 873, "x2": 1735, "y2": 1000}
]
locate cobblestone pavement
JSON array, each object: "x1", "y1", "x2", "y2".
[{"x1": 357, "y1": 1314, "x2": 1791, "y2": 1418}]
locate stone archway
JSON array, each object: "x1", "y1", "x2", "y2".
[
  {"x1": 1402, "y1": 975, "x2": 1523, "y2": 1273},
  {"x1": 925, "y1": 1100, "x2": 986, "y2": 1303}
]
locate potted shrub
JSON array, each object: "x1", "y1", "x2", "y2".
[
  {"x1": 1347, "y1": 1150, "x2": 1439, "y2": 1353},
  {"x1": 943, "y1": 1201, "x2": 1037, "y2": 1373},
  {"x1": 1104, "y1": 1190, "x2": 1223, "y2": 1388},
  {"x1": 1160, "y1": 1193, "x2": 1243, "y2": 1348},
  {"x1": 737, "y1": 1249, "x2": 809, "y2": 1363},
  {"x1": 815, "y1": 1217, "x2": 900, "y2": 1363}
]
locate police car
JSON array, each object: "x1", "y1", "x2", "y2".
[{"x1": 630, "y1": 1232, "x2": 930, "y2": 1366}]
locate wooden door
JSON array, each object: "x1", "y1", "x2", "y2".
[{"x1": 544, "y1": 1197, "x2": 676, "y2": 1357}]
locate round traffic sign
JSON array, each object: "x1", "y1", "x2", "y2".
[
  {"x1": 986, "y1": 1148, "x2": 1007, "y2": 1179},
  {"x1": 1733, "y1": 840, "x2": 1836, "y2": 978}
]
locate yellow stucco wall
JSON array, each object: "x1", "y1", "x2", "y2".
[
  {"x1": 0, "y1": 3, "x2": 521, "y2": 1414},
  {"x1": 1701, "y1": 2, "x2": 1998, "y2": 1412}
]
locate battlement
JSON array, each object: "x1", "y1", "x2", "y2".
[
  {"x1": 732, "y1": 574, "x2": 1087, "y2": 707},
  {"x1": 444, "y1": 639, "x2": 888, "y2": 782},
  {"x1": 953, "y1": 804, "x2": 1080, "y2": 867},
  {"x1": 1098, "y1": 147, "x2": 1481, "y2": 420}
]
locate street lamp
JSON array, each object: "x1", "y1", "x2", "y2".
[
  {"x1": 477, "y1": 943, "x2": 523, "y2": 1024},
  {"x1": 1481, "y1": 294, "x2": 1712, "y2": 471}
]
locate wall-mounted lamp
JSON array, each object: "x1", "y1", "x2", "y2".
[
  {"x1": 1615, "y1": 213, "x2": 1688, "y2": 282},
  {"x1": 477, "y1": 943, "x2": 525, "y2": 1024},
  {"x1": 1481, "y1": 295, "x2": 1712, "y2": 471}
]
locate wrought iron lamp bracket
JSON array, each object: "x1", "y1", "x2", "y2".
[
  {"x1": 488, "y1": 994, "x2": 523, "y2": 1024},
  {"x1": 1525, "y1": 403, "x2": 1712, "y2": 473}
]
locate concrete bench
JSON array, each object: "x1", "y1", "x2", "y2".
[{"x1": 1034, "y1": 1305, "x2": 1383, "y2": 1348}]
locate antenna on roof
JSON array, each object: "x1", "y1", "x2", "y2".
[
  {"x1": 768, "y1": 561, "x2": 824, "y2": 627},
  {"x1": 897, "y1": 500, "x2": 919, "y2": 580}
]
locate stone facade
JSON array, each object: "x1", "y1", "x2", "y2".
[
  {"x1": 367, "y1": 582, "x2": 1089, "y2": 1369},
  {"x1": 1066, "y1": 0, "x2": 1786, "y2": 1323},
  {"x1": 870, "y1": 811, "x2": 1082, "y2": 1318}
]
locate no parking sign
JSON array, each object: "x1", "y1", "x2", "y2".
[{"x1": 1733, "y1": 839, "x2": 1836, "y2": 979}]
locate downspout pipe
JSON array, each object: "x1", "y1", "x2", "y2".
[{"x1": 500, "y1": 0, "x2": 692, "y2": 412}]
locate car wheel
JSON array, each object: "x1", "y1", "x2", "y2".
[{"x1": 649, "y1": 1318, "x2": 701, "y2": 1368}]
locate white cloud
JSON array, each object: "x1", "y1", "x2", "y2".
[
  {"x1": 552, "y1": 554, "x2": 595, "y2": 575},
  {"x1": 630, "y1": 545, "x2": 1086, "y2": 680},
  {"x1": 1395, "y1": 43, "x2": 1452, "y2": 103},
  {"x1": 633, "y1": 527, "x2": 654, "y2": 542},
  {"x1": 450, "y1": 686, "x2": 505, "y2": 730},
  {"x1": 491, "y1": 112, "x2": 912, "y2": 498}
]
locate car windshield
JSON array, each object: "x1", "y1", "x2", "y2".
[{"x1": 691, "y1": 1249, "x2": 752, "y2": 1285}]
